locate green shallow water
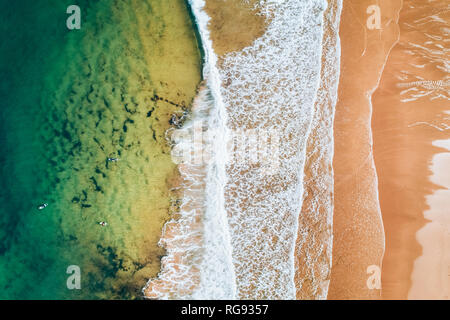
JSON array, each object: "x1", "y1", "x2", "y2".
[{"x1": 0, "y1": 0, "x2": 201, "y2": 299}]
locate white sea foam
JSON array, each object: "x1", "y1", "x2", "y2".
[
  {"x1": 219, "y1": 0, "x2": 328, "y2": 299},
  {"x1": 145, "y1": 0, "x2": 333, "y2": 299},
  {"x1": 187, "y1": 0, "x2": 236, "y2": 299},
  {"x1": 294, "y1": 0, "x2": 342, "y2": 300},
  {"x1": 143, "y1": 0, "x2": 235, "y2": 299}
]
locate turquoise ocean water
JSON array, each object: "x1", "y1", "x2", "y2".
[{"x1": 0, "y1": 0, "x2": 201, "y2": 299}]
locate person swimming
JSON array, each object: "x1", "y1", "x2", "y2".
[
  {"x1": 37, "y1": 203, "x2": 48, "y2": 210},
  {"x1": 99, "y1": 221, "x2": 108, "y2": 227},
  {"x1": 107, "y1": 157, "x2": 119, "y2": 162}
]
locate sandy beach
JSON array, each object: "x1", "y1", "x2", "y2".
[
  {"x1": 372, "y1": 0, "x2": 450, "y2": 300},
  {"x1": 328, "y1": 0, "x2": 403, "y2": 299},
  {"x1": 143, "y1": 0, "x2": 449, "y2": 300}
]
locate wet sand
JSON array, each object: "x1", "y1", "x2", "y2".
[
  {"x1": 328, "y1": 0, "x2": 403, "y2": 299},
  {"x1": 372, "y1": 0, "x2": 450, "y2": 300}
]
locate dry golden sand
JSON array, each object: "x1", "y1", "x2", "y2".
[
  {"x1": 372, "y1": 0, "x2": 450, "y2": 300},
  {"x1": 328, "y1": 0, "x2": 403, "y2": 300}
]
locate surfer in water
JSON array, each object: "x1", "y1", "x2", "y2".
[
  {"x1": 106, "y1": 156, "x2": 119, "y2": 169},
  {"x1": 37, "y1": 203, "x2": 48, "y2": 210}
]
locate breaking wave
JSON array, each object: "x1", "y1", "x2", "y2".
[{"x1": 145, "y1": 0, "x2": 341, "y2": 300}]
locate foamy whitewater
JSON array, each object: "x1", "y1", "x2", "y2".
[
  {"x1": 145, "y1": 0, "x2": 342, "y2": 299},
  {"x1": 294, "y1": 0, "x2": 342, "y2": 299},
  {"x1": 144, "y1": 0, "x2": 235, "y2": 299}
]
